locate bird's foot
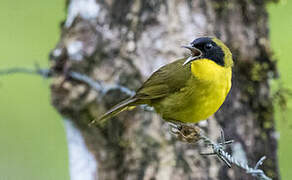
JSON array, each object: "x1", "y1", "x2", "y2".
[{"x1": 169, "y1": 122, "x2": 202, "y2": 143}]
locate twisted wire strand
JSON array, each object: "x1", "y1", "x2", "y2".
[
  {"x1": 0, "y1": 67, "x2": 51, "y2": 78},
  {"x1": 199, "y1": 133, "x2": 272, "y2": 180},
  {"x1": 0, "y1": 66, "x2": 134, "y2": 96},
  {"x1": 69, "y1": 71, "x2": 135, "y2": 96}
]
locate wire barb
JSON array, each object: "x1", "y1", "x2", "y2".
[{"x1": 198, "y1": 131, "x2": 272, "y2": 180}]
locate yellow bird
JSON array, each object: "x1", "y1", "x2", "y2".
[{"x1": 97, "y1": 37, "x2": 233, "y2": 124}]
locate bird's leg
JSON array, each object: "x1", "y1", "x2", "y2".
[{"x1": 168, "y1": 122, "x2": 201, "y2": 143}]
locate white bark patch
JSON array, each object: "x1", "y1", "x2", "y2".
[
  {"x1": 156, "y1": 145, "x2": 175, "y2": 180},
  {"x1": 192, "y1": 13, "x2": 207, "y2": 32},
  {"x1": 67, "y1": 41, "x2": 84, "y2": 61},
  {"x1": 126, "y1": 41, "x2": 136, "y2": 52},
  {"x1": 52, "y1": 48, "x2": 62, "y2": 58},
  {"x1": 66, "y1": 0, "x2": 100, "y2": 27},
  {"x1": 64, "y1": 119, "x2": 97, "y2": 180}
]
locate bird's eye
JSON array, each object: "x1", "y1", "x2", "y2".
[{"x1": 204, "y1": 43, "x2": 213, "y2": 50}]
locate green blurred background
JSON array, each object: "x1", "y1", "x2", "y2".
[
  {"x1": 0, "y1": 0, "x2": 291, "y2": 180},
  {"x1": 269, "y1": 0, "x2": 292, "y2": 179},
  {"x1": 0, "y1": 1, "x2": 68, "y2": 180}
]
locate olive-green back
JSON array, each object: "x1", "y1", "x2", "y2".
[{"x1": 135, "y1": 58, "x2": 192, "y2": 100}]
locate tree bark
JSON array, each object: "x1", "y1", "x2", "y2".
[{"x1": 50, "y1": 0, "x2": 280, "y2": 179}]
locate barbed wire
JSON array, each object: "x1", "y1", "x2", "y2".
[
  {"x1": 199, "y1": 131, "x2": 272, "y2": 180},
  {"x1": 0, "y1": 65, "x2": 51, "y2": 78},
  {"x1": 69, "y1": 71, "x2": 135, "y2": 96}
]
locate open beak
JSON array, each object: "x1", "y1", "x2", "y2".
[{"x1": 181, "y1": 45, "x2": 202, "y2": 66}]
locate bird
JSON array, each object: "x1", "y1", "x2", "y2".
[{"x1": 95, "y1": 37, "x2": 233, "y2": 128}]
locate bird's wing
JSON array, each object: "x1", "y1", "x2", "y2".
[{"x1": 135, "y1": 58, "x2": 192, "y2": 100}]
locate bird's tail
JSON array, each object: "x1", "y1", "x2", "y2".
[{"x1": 90, "y1": 97, "x2": 138, "y2": 125}]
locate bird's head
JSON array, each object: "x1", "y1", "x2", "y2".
[{"x1": 182, "y1": 37, "x2": 233, "y2": 68}]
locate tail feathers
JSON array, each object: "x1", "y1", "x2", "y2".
[{"x1": 98, "y1": 98, "x2": 138, "y2": 123}]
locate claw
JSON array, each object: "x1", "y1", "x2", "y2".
[{"x1": 168, "y1": 123, "x2": 201, "y2": 143}]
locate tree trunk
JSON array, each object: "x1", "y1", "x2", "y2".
[{"x1": 50, "y1": 0, "x2": 280, "y2": 179}]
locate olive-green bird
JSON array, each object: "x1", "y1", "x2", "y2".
[{"x1": 97, "y1": 37, "x2": 233, "y2": 124}]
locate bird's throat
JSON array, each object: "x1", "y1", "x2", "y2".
[{"x1": 191, "y1": 59, "x2": 231, "y2": 82}]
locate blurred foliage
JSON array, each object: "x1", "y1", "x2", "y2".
[
  {"x1": 0, "y1": 0, "x2": 291, "y2": 180},
  {"x1": 0, "y1": 0, "x2": 68, "y2": 180},
  {"x1": 268, "y1": 0, "x2": 292, "y2": 179}
]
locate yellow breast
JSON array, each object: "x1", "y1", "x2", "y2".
[
  {"x1": 185, "y1": 59, "x2": 232, "y2": 122},
  {"x1": 154, "y1": 59, "x2": 232, "y2": 123}
]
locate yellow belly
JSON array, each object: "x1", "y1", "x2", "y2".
[{"x1": 153, "y1": 59, "x2": 232, "y2": 123}]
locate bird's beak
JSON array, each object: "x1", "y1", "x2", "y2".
[{"x1": 182, "y1": 45, "x2": 202, "y2": 66}]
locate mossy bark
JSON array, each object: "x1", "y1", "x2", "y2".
[{"x1": 50, "y1": 0, "x2": 280, "y2": 179}]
